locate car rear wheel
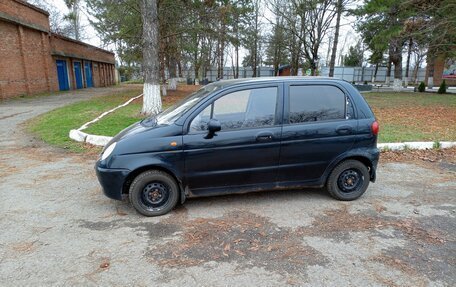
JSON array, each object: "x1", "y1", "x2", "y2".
[
  {"x1": 129, "y1": 170, "x2": 179, "y2": 216},
  {"x1": 327, "y1": 160, "x2": 370, "y2": 201}
]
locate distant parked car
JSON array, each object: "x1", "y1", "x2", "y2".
[{"x1": 95, "y1": 77, "x2": 379, "y2": 216}]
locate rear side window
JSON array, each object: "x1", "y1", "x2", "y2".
[{"x1": 289, "y1": 85, "x2": 346, "y2": 124}]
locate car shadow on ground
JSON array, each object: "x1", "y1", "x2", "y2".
[
  {"x1": 186, "y1": 187, "x2": 329, "y2": 205},
  {"x1": 113, "y1": 187, "x2": 331, "y2": 218}
]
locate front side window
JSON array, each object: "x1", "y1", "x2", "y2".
[
  {"x1": 189, "y1": 87, "x2": 278, "y2": 133},
  {"x1": 289, "y1": 85, "x2": 345, "y2": 124},
  {"x1": 155, "y1": 84, "x2": 219, "y2": 125}
]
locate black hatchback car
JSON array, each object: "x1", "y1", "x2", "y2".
[{"x1": 96, "y1": 77, "x2": 379, "y2": 216}]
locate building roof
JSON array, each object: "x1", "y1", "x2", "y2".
[{"x1": 51, "y1": 33, "x2": 115, "y2": 56}]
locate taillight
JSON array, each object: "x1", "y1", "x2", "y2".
[{"x1": 371, "y1": 121, "x2": 379, "y2": 135}]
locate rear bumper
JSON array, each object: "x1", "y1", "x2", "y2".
[
  {"x1": 95, "y1": 163, "x2": 130, "y2": 200},
  {"x1": 370, "y1": 159, "x2": 378, "y2": 182},
  {"x1": 369, "y1": 147, "x2": 380, "y2": 182}
]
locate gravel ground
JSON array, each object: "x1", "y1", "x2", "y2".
[{"x1": 1, "y1": 89, "x2": 455, "y2": 286}]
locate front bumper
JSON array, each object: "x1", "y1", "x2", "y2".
[{"x1": 95, "y1": 163, "x2": 130, "y2": 200}]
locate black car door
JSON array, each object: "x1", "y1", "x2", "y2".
[
  {"x1": 278, "y1": 83, "x2": 357, "y2": 185},
  {"x1": 183, "y1": 84, "x2": 283, "y2": 195}
]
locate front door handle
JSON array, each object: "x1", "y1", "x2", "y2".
[
  {"x1": 336, "y1": 125, "x2": 353, "y2": 135},
  {"x1": 256, "y1": 132, "x2": 274, "y2": 142}
]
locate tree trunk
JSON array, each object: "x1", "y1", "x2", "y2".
[
  {"x1": 235, "y1": 44, "x2": 239, "y2": 79},
  {"x1": 177, "y1": 60, "x2": 183, "y2": 78},
  {"x1": 220, "y1": 33, "x2": 225, "y2": 79},
  {"x1": 329, "y1": 0, "x2": 342, "y2": 77},
  {"x1": 426, "y1": 51, "x2": 435, "y2": 88},
  {"x1": 385, "y1": 57, "x2": 391, "y2": 85},
  {"x1": 141, "y1": 0, "x2": 161, "y2": 115},
  {"x1": 372, "y1": 62, "x2": 379, "y2": 83},
  {"x1": 404, "y1": 38, "x2": 413, "y2": 86}
]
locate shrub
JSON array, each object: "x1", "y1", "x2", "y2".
[
  {"x1": 433, "y1": 141, "x2": 441, "y2": 149},
  {"x1": 418, "y1": 81, "x2": 426, "y2": 92},
  {"x1": 437, "y1": 80, "x2": 447, "y2": 94},
  {"x1": 364, "y1": 80, "x2": 368, "y2": 85}
]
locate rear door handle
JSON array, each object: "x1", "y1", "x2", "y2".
[
  {"x1": 336, "y1": 125, "x2": 353, "y2": 135},
  {"x1": 256, "y1": 131, "x2": 274, "y2": 142}
]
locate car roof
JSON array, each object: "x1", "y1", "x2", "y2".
[{"x1": 208, "y1": 76, "x2": 344, "y2": 89}]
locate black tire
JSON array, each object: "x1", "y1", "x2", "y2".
[
  {"x1": 327, "y1": 160, "x2": 370, "y2": 201},
  {"x1": 129, "y1": 170, "x2": 179, "y2": 216}
]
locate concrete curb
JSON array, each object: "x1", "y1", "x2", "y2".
[
  {"x1": 69, "y1": 94, "x2": 142, "y2": 145},
  {"x1": 378, "y1": 141, "x2": 456, "y2": 151}
]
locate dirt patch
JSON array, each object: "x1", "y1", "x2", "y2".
[
  {"x1": 297, "y1": 206, "x2": 447, "y2": 245},
  {"x1": 374, "y1": 215, "x2": 456, "y2": 285},
  {"x1": 381, "y1": 147, "x2": 456, "y2": 163},
  {"x1": 143, "y1": 210, "x2": 327, "y2": 276},
  {"x1": 77, "y1": 209, "x2": 327, "y2": 276},
  {"x1": 381, "y1": 147, "x2": 456, "y2": 173}
]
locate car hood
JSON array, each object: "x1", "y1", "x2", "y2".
[
  {"x1": 103, "y1": 117, "x2": 183, "y2": 155},
  {"x1": 102, "y1": 118, "x2": 154, "y2": 151}
]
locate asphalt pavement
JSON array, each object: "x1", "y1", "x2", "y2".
[{"x1": 1, "y1": 88, "x2": 455, "y2": 286}]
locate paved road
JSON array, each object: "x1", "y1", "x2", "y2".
[{"x1": 1, "y1": 89, "x2": 455, "y2": 286}]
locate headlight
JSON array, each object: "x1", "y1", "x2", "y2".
[{"x1": 101, "y1": 142, "x2": 116, "y2": 161}]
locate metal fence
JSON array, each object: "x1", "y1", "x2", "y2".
[
  {"x1": 181, "y1": 65, "x2": 427, "y2": 84},
  {"x1": 319, "y1": 66, "x2": 426, "y2": 83},
  {"x1": 183, "y1": 67, "x2": 275, "y2": 82}
]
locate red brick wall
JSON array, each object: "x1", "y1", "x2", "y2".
[
  {"x1": 0, "y1": 21, "x2": 56, "y2": 99},
  {"x1": 0, "y1": 21, "x2": 26, "y2": 98},
  {"x1": 0, "y1": 0, "x2": 49, "y2": 31},
  {"x1": 426, "y1": 56, "x2": 456, "y2": 87},
  {"x1": 0, "y1": 0, "x2": 116, "y2": 99}
]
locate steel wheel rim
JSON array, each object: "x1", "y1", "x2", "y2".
[
  {"x1": 141, "y1": 181, "x2": 170, "y2": 210},
  {"x1": 337, "y1": 168, "x2": 363, "y2": 193}
]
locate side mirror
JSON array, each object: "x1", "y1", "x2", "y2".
[{"x1": 205, "y1": 119, "x2": 221, "y2": 139}]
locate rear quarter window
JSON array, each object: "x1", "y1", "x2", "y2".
[{"x1": 289, "y1": 85, "x2": 346, "y2": 124}]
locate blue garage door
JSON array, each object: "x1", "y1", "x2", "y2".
[
  {"x1": 84, "y1": 61, "x2": 93, "y2": 88},
  {"x1": 56, "y1": 60, "x2": 69, "y2": 91},
  {"x1": 74, "y1": 61, "x2": 83, "y2": 89}
]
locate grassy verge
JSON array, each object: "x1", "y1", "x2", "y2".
[
  {"x1": 84, "y1": 85, "x2": 200, "y2": 136},
  {"x1": 363, "y1": 92, "x2": 456, "y2": 142},
  {"x1": 26, "y1": 88, "x2": 142, "y2": 152},
  {"x1": 27, "y1": 88, "x2": 456, "y2": 153}
]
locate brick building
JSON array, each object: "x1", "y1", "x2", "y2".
[
  {"x1": 0, "y1": 0, "x2": 116, "y2": 99},
  {"x1": 425, "y1": 56, "x2": 456, "y2": 88}
]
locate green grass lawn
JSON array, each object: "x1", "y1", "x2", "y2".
[
  {"x1": 27, "y1": 89, "x2": 456, "y2": 153},
  {"x1": 26, "y1": 88, "x2": 142, "y2": 152},
  {"x1": 362, "y1": 92, "x2": 456, "y2": 143}
]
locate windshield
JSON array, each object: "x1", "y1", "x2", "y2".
[{"x1": 155, "y1": 84, "x2": 219, "y2": 125}]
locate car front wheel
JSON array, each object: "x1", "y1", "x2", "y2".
[
  {"x1": 129, "y1": 170, "x2": 179, "y2": 216},
  {"x1": 327, "y1": 160, "x2": 370, "y2": 201}
]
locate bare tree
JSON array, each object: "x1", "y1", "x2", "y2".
[
  {"x1": 273, "y1": 0, "x2": 336, "y2": 76},
  {"x1": 27, "y1": 0, "x2": 74, "y2": 36},
  {"x1": 141, "y1": 0, "x2": 161, "y2": 115},
  {"x1": 329, "y1": 0, "x2": 349, "y2": 77}
]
